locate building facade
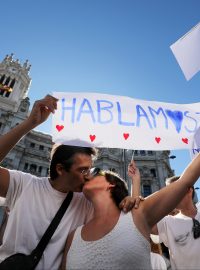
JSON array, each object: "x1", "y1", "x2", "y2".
[
  {"x1": 0, "y1": 54, "x2": 174, "y2": 196},
  {"x1": 95, "y1": 148, "x2": 174, "y2": 196}
]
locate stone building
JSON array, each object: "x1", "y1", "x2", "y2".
[
  {"x1": 96, "y1": 148, "x2": 174, "y2": 196},
  {"x1": 0, "y1": 54, "x2": 174, "y2": 196},
  {"x1": 0, "y1": 54, "x2": 52, "y2": 177}
]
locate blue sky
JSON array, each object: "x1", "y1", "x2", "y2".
[{"x1": 1, "y1": 0, "x2": 200, "y2": 196}]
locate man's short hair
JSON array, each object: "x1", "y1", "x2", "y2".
[
  {"x1": 49, "y1": 144, "x2": 98, "y2": 180},
  {"x1": 165, "y1": 175, "x2": 195, "y2": 199},
  {"x1": 165, "y1": 175, "x2": 180, "y2": 185}
]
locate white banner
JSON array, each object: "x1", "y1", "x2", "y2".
[
  {"x1": 170, "y1": 22, "x2": 200, "y2": 81},
  {"x1": 52, "y1": 92, "x2": 200, "y2": 150}
]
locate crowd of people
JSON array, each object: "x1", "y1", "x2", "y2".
[{"x1": 0, "y1": 94, "x2": 200, "y2": 269}]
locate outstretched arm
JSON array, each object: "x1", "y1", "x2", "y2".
[
  {"x1": 0, "y1": 94, "x2": 58, "y2": 197},
  {"x1": 142, "y1": 153, "x2": 200, "y2": 231}
]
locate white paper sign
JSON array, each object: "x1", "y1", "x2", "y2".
[
  {"x1": 170, "y1": 22, "x2": 200, "y2": 81},
  {"x1": 52, "y1": 92, "x2": 200, "y2": 150}
]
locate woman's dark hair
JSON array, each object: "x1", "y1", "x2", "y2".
[
  {"x1": 104, "y1": 171, "x2": 128, "y2": 207},
  {"x1": 49, "y1": 144, "x2": 97, "y2": 180}
]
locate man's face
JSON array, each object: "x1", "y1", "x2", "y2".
[
  {"x1": 175, "y1": 188, "x2": 192, "y2": 210},
  {"x1": 175, "y1": 195, "x2": 188, "y2": 210},
  {"x1": 64, "y1": 153, "x2": 93, "y2": 192}
]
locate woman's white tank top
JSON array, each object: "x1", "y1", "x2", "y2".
[{"x1": 66, "y1": 211, "x2": 151, "y2": 270}]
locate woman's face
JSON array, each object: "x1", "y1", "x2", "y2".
[
  {"x1": 83, "y1": 174, "x2": 108, "y2": 195},
  {"x1": 82, "y1": 169, "x2": 116, "y2": 199}
]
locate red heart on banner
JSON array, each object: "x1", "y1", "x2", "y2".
[
  {"x1": 155, "y1": 137, "x2": 161, "y2": 144},
  {"x1": 123, "y1": 133, "x2": 129, "y2": 140},
  {"x1": 182, "y1": 138, "x2": 188, "y2": 144},
  {"x1": 89, "y1": 135, "x2": 96, "y2": 142},
  {"x1": 56, "y1": 125, "x2": 64, "y2": 132}
]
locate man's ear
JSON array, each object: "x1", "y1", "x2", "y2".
[
  {"x1": 188, "y1": 187, "x2": 194, "y2": 195},
  {"x1": 56, "y1": 163, "x2": 64, "y2": 176}
]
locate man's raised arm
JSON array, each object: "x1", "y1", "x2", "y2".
[{"x1": 0, "y1": 94, "x2": 58, "y2": 197}]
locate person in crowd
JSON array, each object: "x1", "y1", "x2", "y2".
[
  {"x1": 151, "y1": 175, "x2": 200, "y2": 269},
  {"x1": 150, "y1": 252, "x2": 168, "y2": 270},
  {"x1": 61, "y1": 154, "x2": 200, "y2": 270},
  {"x1": 0, "y1": 95, "x2": 137, "y2": 270},
  {"x1": 0, "y1": 95, "x2": 95, "y2": 269},
  {"x1": 150, "y1": 238, "x2": 170, "y2": 270}
]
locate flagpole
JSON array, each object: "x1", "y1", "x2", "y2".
[{"x1": 131, "y1": 150, "x2": 135, "y2": 161}]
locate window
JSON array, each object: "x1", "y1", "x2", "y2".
[
  {"x1": 20, "y1": 108, "x2": 26, "y2": 112},
  {"x1": 30, "y1": 164, "x2": 37, "y2": 173},
  {"x1": 0, "y1": 74, "x2": 5, "y2": 84},
  {"x1": 143, "y1": 184, "x2": 152, "y2": 197},
  {"x1": 5, "y1": 76, "x2": 10, "y2": 85},
  {"x1": 38, "y1": 166, "x2": 42, "y2": 173},
  {"x1": 39, "y1": 145, "x2": 44, "y2": 151},
  {"x1": 140, "y1": 150, "x2": 146, "y2": 156},
  {"x1": 5, "y1": 91, "x2": 11, "y2": 98},
  {"x1": 147, "y1": 151, "x2": 153, "y2": 155},
  {"x1": 30, "y1": 143, "x2": 35, "y2": 148},
  {"x1": 24, "y1": 163, "x2": 28, "y2": 170},
  {"x1": 150, "y1": 168, "x2": 157, "y2": 177},
  {"x1": 10, "y1": 78, "x2": 15, "y2": 88}
]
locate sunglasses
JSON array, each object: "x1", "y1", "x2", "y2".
[
  {"x1": 80, "y1": 168, "x2": 91, "y2": 176},
  {"x1": 89, "y1": 167, "x2": 105, "y2": 177},
  {"x1": 192, "y1": 218, "x2": 200, "y2": 239}
]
